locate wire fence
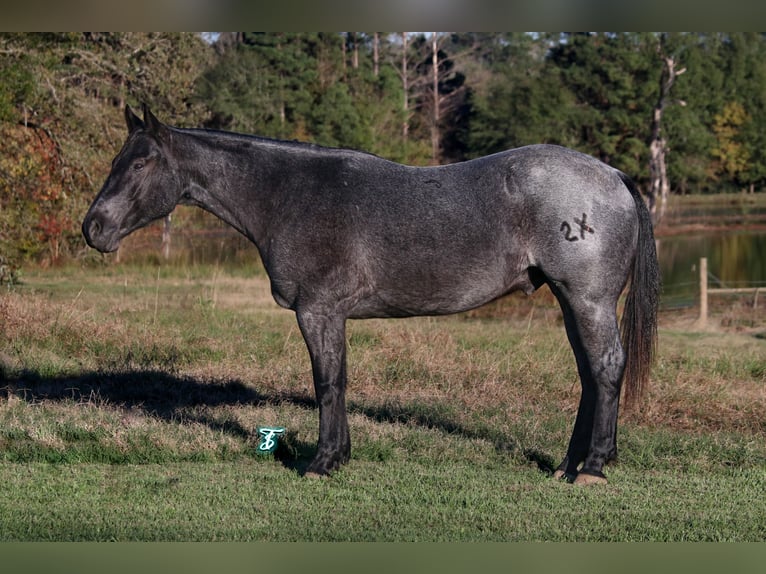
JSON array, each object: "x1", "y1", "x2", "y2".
[
  {"x1": 693, "y1": 257, "x2": 765, "y2": 327},
  {"x1": 659, "y1": 280, "x2": 700, "y2": 311}
]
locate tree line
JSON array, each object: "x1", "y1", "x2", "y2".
[{"x1": 1, "y1": 32, "x2": 765, "y2": 279}]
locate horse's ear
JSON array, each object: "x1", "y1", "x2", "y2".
[
  {"x1": 125, "y1": 105, "x2": 144, "y2": 133},
  {"x1": 142, "y1": 104, "x2": 166, "y2": 139}
]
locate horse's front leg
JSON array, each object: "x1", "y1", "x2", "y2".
[{"x1": 296, "y1": 309, "x2": 351, "y2": 476}]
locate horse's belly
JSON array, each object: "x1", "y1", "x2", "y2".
[{"x1": 349, "y1": 259, "x2": 531, "y2": 319}]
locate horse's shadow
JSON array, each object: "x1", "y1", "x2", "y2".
[
  {"x1": 0, "y1": 367, "x2": 555, "y2": 475},
  {"x1": 352, "y1": 401, "x2": 557, "y2": 474}
]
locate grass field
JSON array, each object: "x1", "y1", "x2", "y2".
[{"x1": 1, "y1": 261, "x2": 765, "y2": 541}]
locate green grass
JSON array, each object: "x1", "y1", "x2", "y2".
[
  {"x1": 2, "y1": 461, "x2": 765, "y2": 541},
  {"x1": 1, "y1": 264, "x2": 765, "y2": 540}
]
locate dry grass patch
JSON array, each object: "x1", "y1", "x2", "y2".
[{"x1": 641, "y1": 328, "x2": 766, "y2": 434}]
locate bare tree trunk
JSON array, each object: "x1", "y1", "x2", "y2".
[
  {"x1": 351, "y1": 32, "x2": 359, "y2": 69},
  {"x1": 648, "y1": 107, "x2": 665, "y2": 218},
  {"x1": 430, "y1": 33, "x2": 440, "y2": 164},
  {"x1": 373, "y1": 32, "x2": 379, "y2": 77},
  {"x1": 401, "y1": 32, "x2": 409, "y2": 144},
  {"x1": 649, "y1": 39, "x2": 685, "y2": 225},
  {"x1": 276, "y1": 39, "x2": 286, "y2": 132},
  {"x1": 341, "y1": 33, "x2": 347, "y2": 81}
]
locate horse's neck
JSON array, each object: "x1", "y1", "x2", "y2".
[{"x1": 174, "y1": 128, "x2": 293, "y2": 246}]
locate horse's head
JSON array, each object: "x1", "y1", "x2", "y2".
[{"x1": 82, "y1": 104, "x2": 182, "y2": 253}]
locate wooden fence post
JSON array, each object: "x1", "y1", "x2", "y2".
[
  {"x1": 698, "y1": 256, "x2": 708, "y2": 328},
  {"x1": 162, "y1": 214, "x2": 172, "y2": 260}
]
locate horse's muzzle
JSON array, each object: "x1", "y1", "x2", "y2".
[{"x1": 82, "y1": 212, "x2": 120, "y2": 253}]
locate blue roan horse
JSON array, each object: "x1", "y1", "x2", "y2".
[{"x1": 83, "y1": 105, "x2": 659, "y2": 484}]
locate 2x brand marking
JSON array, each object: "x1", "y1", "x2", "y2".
[{"x1": 561, "y1": 213, "x2": 595, "y2": 242}]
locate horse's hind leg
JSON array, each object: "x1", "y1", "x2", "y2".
[{"x1": 550, "y1": 287, "x2": 625, "y2": 484}]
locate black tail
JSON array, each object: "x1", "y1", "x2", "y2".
[{"x1": 618, "y1": 172, "x2": 660, "y2": 410}]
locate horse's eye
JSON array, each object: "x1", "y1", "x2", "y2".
[{"x1": 133, "y1": 161, "x2": 145, "y2": 171}]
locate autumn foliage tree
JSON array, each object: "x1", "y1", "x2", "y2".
[
  {"x1": 711, "y1": 102, "x2": 752, "y2": 190},
  {"x1": 0, "y1": 32, "x2": 211, "y2": 280},
  {"x1": 0, "y1": 124, "x2": 68, "y2": 266}
]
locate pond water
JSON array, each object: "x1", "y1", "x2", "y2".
[
  {"x1": 657, "y1": 197, "x2": 766, "y2": 309},
  {"x1": 658, "y1": 230, "x2": 766, "y2": 308}
]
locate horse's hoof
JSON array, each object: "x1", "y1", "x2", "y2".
[
  {"x1": 304, "y1": 460, "x2": 338, "y2": 478},
  {"x1": 552, "y1": 469, "x2": 568, "y2": 480},
  {"x1": 573, "y1": 472, "x2": 608, "y2": 486},
  {"x1": 304, "y1": 471, "x2": 327, "y2": 479}
]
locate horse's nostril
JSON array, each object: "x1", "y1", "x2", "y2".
[{"x1": 84, "y1": 216, "x2": 102, "y2": 243}]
